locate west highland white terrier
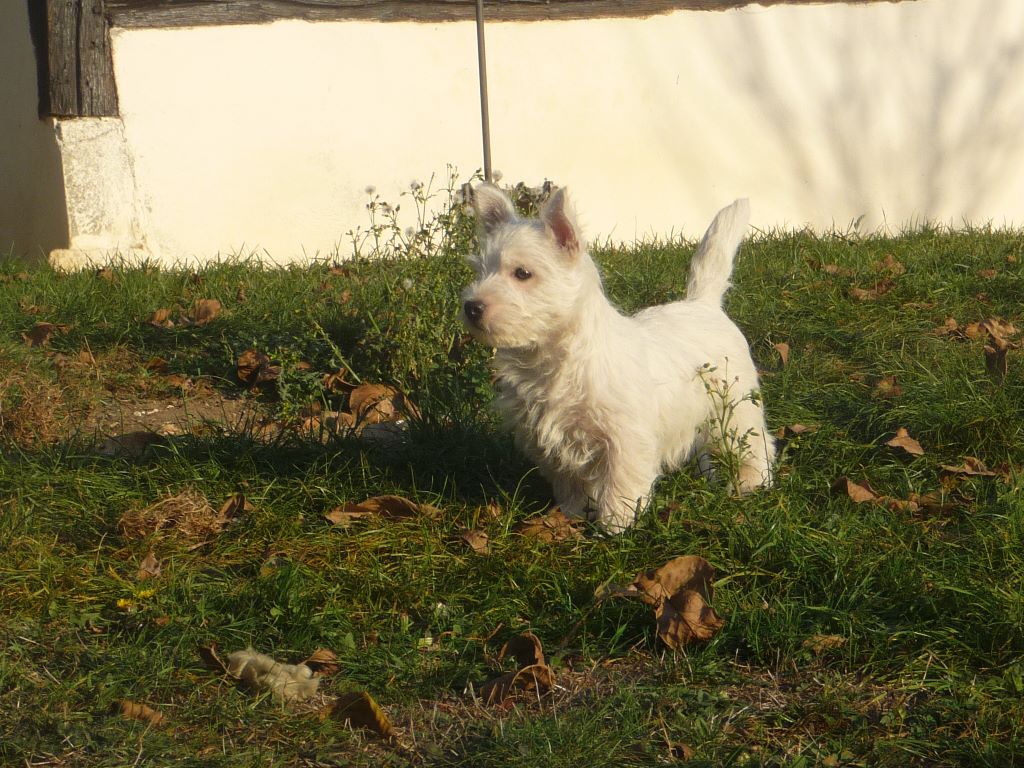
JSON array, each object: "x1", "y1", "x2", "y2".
[{"x1": 461, "y1": 184, "x2": 774, "y2": 533}]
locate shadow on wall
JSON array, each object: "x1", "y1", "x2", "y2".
[
  {"x1": 0, "y1": 1, "x2": 68, "y2": 261},
  {"x1": 718, "y1": 0, "x2": 1024, "y2": 231}
]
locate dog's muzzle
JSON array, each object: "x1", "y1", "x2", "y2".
[{"x1": 463, "y1": 300, "x2": 485, "y2": 327}]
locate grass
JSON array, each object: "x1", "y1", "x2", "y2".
[{"x1": 1, "y1": 190, "x2": 1023, "y2": 767}]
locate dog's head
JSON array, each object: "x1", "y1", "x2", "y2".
[{"x1": 461, "y1": 183, "x2": 600, "y2": 349}]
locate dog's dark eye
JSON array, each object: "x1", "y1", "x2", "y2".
[{"x1": 513, "y1": 267, "x2": 532, "y2": 281}]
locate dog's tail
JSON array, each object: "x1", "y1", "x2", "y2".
[{"x1": 685, "y1": 198, "x2": 750, "y2": 306}]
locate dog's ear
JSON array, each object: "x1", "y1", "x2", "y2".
[
  {"x1": 540, "y1": 187, "x2": 580, "y2": 257},
  {"x1": 473, "y1": 183, "x2": 517, "y2": 237}
]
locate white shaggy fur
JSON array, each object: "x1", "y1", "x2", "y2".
[{"x1": 461, "y1": 184, "x2": 775, "y2": 533}]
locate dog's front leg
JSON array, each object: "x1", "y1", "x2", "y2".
[
  {"x1": 592, "y1": 450, "x2": 658, "y2": 533},
  {"x1": 551, "y1": 475, "x2": 589, "y2": 520}
]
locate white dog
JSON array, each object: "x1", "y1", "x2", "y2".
[{"x1": 461, "y1": 184, "x2": 774, "y2": 532}]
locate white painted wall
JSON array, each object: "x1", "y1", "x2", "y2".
[{"x1": 4, "y1": 0, "x2": 1024, "y2": 265}]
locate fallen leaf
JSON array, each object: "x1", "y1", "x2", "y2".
[
  {"x1": 23, "y1": 322, "x2": 69, "y2": 347},
  {"x1": 322, "y1": 371, "x2": 353, "y2": 393},
  {"x1": 478, "y1": 664, "x2": 554, "y2": 706},
  {"x1": 609, "y1": 556, "x2": 726, "y2": 649},
  {"x1": 772, "y1": 342, "x2": 790, "y2": 367},
  {"x1": 933, "y1": 318, "x2": 959, "y2": 337},
  {"x1": 978, "y1": 268, "x2": 998, "y2": 279},
  {"x1": 872, "y1": 376, "x2": 902, "y2": 398},
  {"x1": 849, "y1": 279, "x2": 894, "y2": 301},
  {"x1": 190, "y1": 298, "x2": 222, "y2": 325},
  {"x1": 885, "y1": 427, "x2": 924, "y2": 457},
  {"x1": 820, "y1": 263, "x2": 854, "y2": 277},
  {"x1": 149, "y1": 308, "x2": 175, "y2": 329},
  {"x1": 668, "y1": 742, "x2": 695, "y2": 761},
  {"x1": 321, "y1": 691, "x2": 394, "y2": 739},
  {"x1": 499, "y1": 632, "x2": 545, "y2": 668},
  {"x1": 236, "y1": 349, "x2": 280, "y2": 386},
  {"x1": 303, "y1": 648, "x2": 341, "y2": 676},
  {"x1": 217, "y1": 492, "x2": 253, "y2": 520},
  {"x1": 197, "y1": 643, "x2": 227, "y2": 673},
  {"x1": 328, "y1": 495, "x2": 441, "y2": 525},
  {"x1": 118, "y1": 700, "x2": 166, "y2": 728},
  {"x1": 877, "y1": 254, "x2": 906, "y2": 276},
  {"x1": 226, "y1": 648, "x2": 320, "y2": 703},
  {"x1": 513, "y1": 508, "x2": 583, "y2": 542},
  {"x1": 460, "y1": 528, "x2": 491, "y2": 555},
  {"x1": 908, "y1": 490, "x2": 964, "y2": 515},
  {"x1": 832, "y1": 477, "x2": 879, "y2": 504},
  {"x1": 347, "y1": 383, "x2": 418, "y2": 424},
  {"x1": 143, "y1": 356, "x2": 170, "y2": 373},
  {"x1": 941, "y1": 457, "x2": 997, "y2": 477},
  {"x1": 774, "y1": 423, "x2": 818, "y2": 439},
  {"x1": 136, "y1": 551, "x2": 161, "y2": 581},
  {"x1": 803, "y1": 634, "x2": 847, "y2": 654}
]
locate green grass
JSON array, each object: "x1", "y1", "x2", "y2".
[{"x1": 1, "y1": 201, "x2": 1023, "y2": 767}]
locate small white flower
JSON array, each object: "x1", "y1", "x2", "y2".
[
  {"x1": 492, "y1": 170, "x2": 503, "y2": 182},
  {"x1": 402, "y1": 278, "x2": 413, "y2": 290},
  {"x1": 364, "y1": 185, "x2": 376, "y2": 196},
  {"x1": 409, "y1": 180, "x2": 424, "y2": 192},
  {"x1": 404, "y1": 227, "x2": 415, "y2": 239}
]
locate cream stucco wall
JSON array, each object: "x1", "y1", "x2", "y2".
[{"x1": 4, "y1": 0, "x2": 1024, "y2": 265}]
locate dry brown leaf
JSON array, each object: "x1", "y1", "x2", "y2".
[
  {"x1": 329, "y1": 495, "x2": 441, "y2": 524},
  {"x1": 984, "y1": 334, "x2": 1019, "y2": 381},
  {"x1": 460, "y1": 528, "x2": 491, "y2": 555},
  {"x1": 197, "y1": 643, "x2": 227, "y2": 673},
  {"x1": 803, "y1": 634, "x2": 847, "y2": 654},
  {"x1": 978, "y1": 268, "x2": 999, "y2": 279},
  {"x1": 143, "y1": 356, "x2": 170, "y2": 373},
  {"x1": 908, "y1": 491, "x2": 965, "y2": 515},
  {"x1": 303, "y1": 648, "x2": 341, "y2": 676},
  {"x1": 877, "y1": 254, "x2": 906, "y2": 276},
  {"x1": 820, "y1": 263, "x2": 854, "y2": 277},
  {"x1": 933, "y1": 317, "x2": 960, "y2": 337},
  {"x1": 832, "y1": 477, "x2": 879, "y2": 504},
  {"x1": 218, "y1": 492, "x2": 253, "y2": 520},
  {"x1": 190, "y1": 299, "x2": 222, "y2": 325},
  {"x1": 321, "y1": 691, "x2": 395, "y2": 740},
  {"x1": 347, "y1": 383, "x2": 418, "y2": 424},
  {"x1": 668, "y1": 742, "x2": 696, "y2": 761},
  {"x1": 118, "y1": 700, "x2": 167, "y2": 728},
  {"x1": 322, "y1": 371, "x2": 354, "y2": 393},
  {"x1": 479, "y1": 664, "x2": 554, "y2": 706},
  {"x1": 872, "y1": 376, "x2": 902, "y2": 399},
  {"x1": 774, "y1": 423, "x2": 818, "y2": 439},
  {"x1": 226, "y1": 648, "x2": 320, "y2": 702},
  {"x1": 149, "y1": 308, "x2": 175, "y2": 329},
  {"x1": 941, "y1": 457, "x2": 997, "y2": 477},
  {"x1": 23, "y1": 322, "x2": 69, "y2": 348},
  {"x1": 772, "y1": 342, "x2": 790, "y2": 367},
  {"x1": 647, "y1": 558, "x2": 723, "y2": 648},
  {"x1": 849, "y1": 279, "x2": 894, "y2": 301},
  {"x1": 136, "y1": 551, "x2": 162, "y2": 581},
  {"x1": 236, "y1": 349, "x2": 280, "y2": 386},
  {"x1": 611, "y1": 556, "x2": 726, "y2": 649},
  {"x1": 499, "y1": 632, "x2": 545, "y2": 668},
  {"x1": 885, "y1": 427, "x2": 924, "y2": 457},
  {"x1": 513, "y1": 508, "x2": 584, "y2": 542}
]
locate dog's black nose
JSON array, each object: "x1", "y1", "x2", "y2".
[{"x1": 463, "y1": 300, "x2": 485, "y2": 325}]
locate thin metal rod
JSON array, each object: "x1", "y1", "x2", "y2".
[{"x1": 475, "y1": 0, "x2": 493, "y2": 182}]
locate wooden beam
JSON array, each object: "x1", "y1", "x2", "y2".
[
  {"x1": 44, "y1": 0, "x2": 119, "y2": 117},
  {"x1": 103, "y1": 0, "x2": 907, "y2": 28}
]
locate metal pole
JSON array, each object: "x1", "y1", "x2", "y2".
[{"x1": 475, "y1": 0, "x2": 493, "y2": 182}]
